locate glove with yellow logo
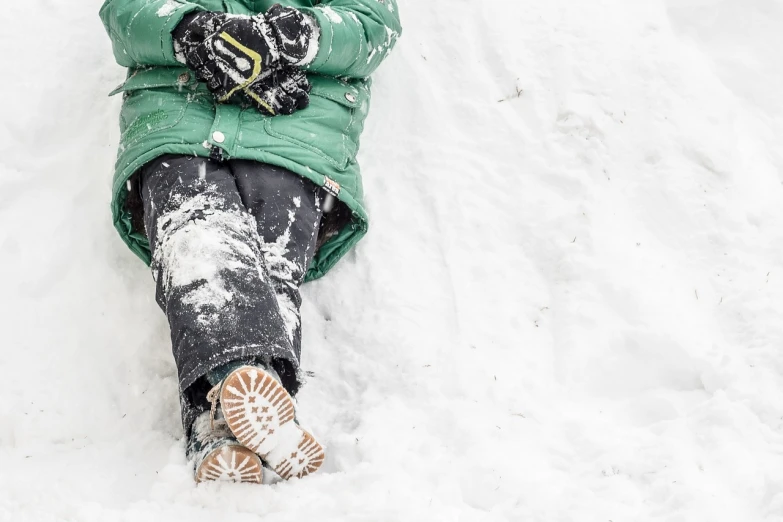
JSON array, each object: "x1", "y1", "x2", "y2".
[{"x1": 175, "y1": 13, "x2": 280, "y2": 103}]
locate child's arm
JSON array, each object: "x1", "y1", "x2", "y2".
[
  {"x1": 99, "y1": 0, "x2": 203, "y2": 68},
  {"x1": 299, "y1": 0, "x2": 402, "y2": 79},
  {"x1": 99, "y1": 0, "x2": 402, "y2": 76}
]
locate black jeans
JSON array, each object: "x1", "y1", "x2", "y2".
[{"x1": 139, "y1": 154, "x2": 322, "y2": 433}]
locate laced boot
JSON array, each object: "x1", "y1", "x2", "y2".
[
  {"x1": 207, "y1": 364, "x2": 325, "y2": 480},
  {"x1": 188, "y1": 411, "x2": 263, "y2": 483}
]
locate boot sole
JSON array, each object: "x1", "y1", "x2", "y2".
[
  {"x1": 220, "y1": 367, "x2": 325, "y2": 480},
  {"x1": 195, "y1": 444, "x2": 264, "y2": 484}
]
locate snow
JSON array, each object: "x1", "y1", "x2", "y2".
[
  {"x1": 318, "y1": 6, "x2": 343, "y2": 24},
  {"x1": 2, "y1": 0, "x2": 783, "y2": 520},
  {"x1": 153, "y1": 191, "x2": 256, "y2": 316},
  {"x1": 157, "y1": 0, "x2": 183, "y2": 18},
  {"x1": 260, "y1": 205, "x2": 306, "y2": 344}
]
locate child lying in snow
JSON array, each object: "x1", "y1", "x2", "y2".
[{"x1": 99, "y1": 0, "x2": 401, "y2": 483}]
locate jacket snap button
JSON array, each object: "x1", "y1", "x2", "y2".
[
  {"x1": 212, "y1": 131, "x2": 226, "y2": 143},
  {"x1": 177, "y1": 72, "x2": 191, "y2": 83},
  {"x1": 344, "y1": 92, "x2": 356, "y2": 103}
]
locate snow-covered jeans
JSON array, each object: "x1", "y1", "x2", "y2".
[{"x1": 139, "y1": 154, "x2": 322, "y2": 434}]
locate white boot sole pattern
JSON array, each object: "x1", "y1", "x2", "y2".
[
  {"x1": 220, "y1": 366, "x2": 325, "y2": 480},
  {"x1": 196, "y1": 444, "x2": 264, "y2": 483}
]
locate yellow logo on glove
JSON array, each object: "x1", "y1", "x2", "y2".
[{"x1": 216, "y1": 33, "x2": 263, "y2": 100}]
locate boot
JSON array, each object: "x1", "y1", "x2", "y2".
[
  {"x1": 207, "y1": 365, "x2": 325, "y2": 480},
  {"x1": 188, "y1": 411, "x2": 264, "y2": 483}
]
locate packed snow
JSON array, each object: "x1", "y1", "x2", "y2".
[{"x1": 2, "y1": 0, "x2": 783, "y2": 520}]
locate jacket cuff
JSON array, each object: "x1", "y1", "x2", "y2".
[
  {"x1": 152, "y1": 1, "x2": 204, "y2": 65},
  {"x1": 298, "y1": 7, "x2": 342, "y2": 73}
]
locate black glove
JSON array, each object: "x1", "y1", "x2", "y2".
[
  {"x1": 172, "y1": 9, "x2": 317, "y2": 114},
  {"x1": 244, "y1": 66, "x2": 311, "y2": 116},
  {"x1": 265, "y1": 4, "x2": 320, "y2": 66},
  {"x1": 172, "y1": 12, "x2": 228, "y2": 63},
  {"x1": 175, "y1": 13, "x2": 280, "y2": 102}
]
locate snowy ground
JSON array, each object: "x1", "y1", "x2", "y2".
[{"x1": 2, "y1": 0, "x2": 783, "y2": 520}]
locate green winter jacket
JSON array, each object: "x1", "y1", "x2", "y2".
[{"x1": 99, "y1": 0, "x2": 401, "y2": 281}]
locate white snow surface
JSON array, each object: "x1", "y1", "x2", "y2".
[{"x1": 2, "y1": 1, "x2": 783, "y2": 520}]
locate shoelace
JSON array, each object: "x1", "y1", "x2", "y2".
[{"x1": 206, "y1": 382, "x2": 224, "y2": 431}]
